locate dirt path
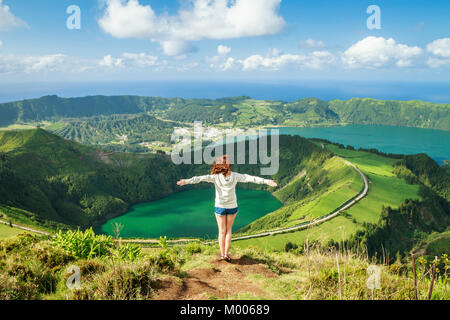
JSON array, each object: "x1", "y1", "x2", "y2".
[{"x1": 154, "y1": 255, "x2": 282, "y2": 300}]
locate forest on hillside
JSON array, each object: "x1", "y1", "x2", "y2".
[{"x1": 0, "y1": 95, "x2": 448, "y2": 130}]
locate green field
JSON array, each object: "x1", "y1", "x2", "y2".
[
  {"x1": 236, "y1": 156, "x2": 361, "y2": 235},
  {"x1": 0, "y1": 223, "x2": 30, "y2": 239},
  {"x1": 327, "y1": 144, "x2": 421, "y2": 224}
]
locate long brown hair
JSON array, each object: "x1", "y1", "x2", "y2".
[{"x1": 211, "y1": 155, "x2": 231, "y2": 176}]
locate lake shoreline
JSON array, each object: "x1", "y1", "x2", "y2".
[{"x1": 95, "y1": 188, "x2": 282, "y2": 240}]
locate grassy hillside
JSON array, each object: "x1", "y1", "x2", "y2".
[
  {"x1": 238, "y1": 156, "x2": 363, "y2": 234},
  {"x1": 415, "y1": 231, "x2": 450, "y2": 258},
  {"x1": 1, "y1": 95, "x2": 448, "y2": 131},
  {"x1": 0, "y1": 95, "x2": 181, "y2": 126},
  {"x1": 47, "y1": 114, "x2": 176, "y2": 152},
  {"x1": 0, "y1": 129, "x2": 183, "y2": 229},
  {"x1": 1, "y1": 232, "x2": 448, "y2": 300},
  {"x1": 329, "y1": 98, "x2": 450, "y2": 130},
  {"x1": 396, "y1": 153, "x2": 450, "y2": 200},
  {"x1": 0, "y1": 223, "x2": 31, "y2": 239}
]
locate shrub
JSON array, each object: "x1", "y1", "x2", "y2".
[
  {"x1": 31, "y1": 241, "x2": 75, "y2": 269},
  {"x1": 52, "y1": 229, "x2": 143, "y2": 262},
  {"x1": 2, "y1": 260, "x2": 58, "y2": 299},
  {"x1": 111, "y1": 243, "x2": 142, "y2": 262},
  {"x1": 77, "y1": 258, "x2": 107, "y2": 278},
  {"x1": 148, "y1": 249, "x2": 182, "y2": 273},
  {"x1": 0, "y1": 234, "x2": 41, "y2": 254},
  {"x1": 285, "y1": 241, "x2": 298, "y2": 252},
  {"x1": 185, "y1": 242, "x2": 202, "y2": 255},
  {"x1": 52, "y1": 228, "x2": 115, "y2": 259},
  {"x1": 70, "y1": 261, "x2": 158, "y2": 300}
]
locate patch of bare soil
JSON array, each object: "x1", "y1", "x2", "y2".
[{"x1": 154, "y1": 255, "x2": 279, "y2": 300}]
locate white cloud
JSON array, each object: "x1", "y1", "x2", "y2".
[
  {"x1": 209, "y1": 56, "x2": 241, "y2": 71},
  {"x1": 243, "y1": 54, "x2": 300, "y2": 70},
  {"x1": 0, "y1": 0, "x2": 27, "y2": 31},
  {"x1": 122, "y1": 52, "x2": 159, "y2": 67},
  {"x1": 98, "y1": 0, "x2": 285, "y2": 55},
  {"x1": 300, "y1": 38, "x2": 326, "y2": 48},
  {"x1": 427, "y1": 38, "x2": 450, "y2": 58},
  {"x1": 99, "y1": 54, "x2": 123, "y2": 68},
  {"x1": 206, "y1": 45, "x2": 235, "y2": 70},
  {"x1": 0, "y1": 54, "x2": 68, "y2": 73},
  {"x1": 305, "y1": 51, "x2": 336, "y2": 69},
  {"x1": 23, "y1": 54, "x2": 67, "y2": 72},
  {"x1": 209, "y1": 46, "x2": 336, "y2": 72},
  {"x1": 427, "y1": 57, "x2": 450, "y2": 68},
  {"x1": 0, "y1": 40, "x2": 2, "y2": 47},
  {"x1": 426, "y1": 38, "x2": 450, "y2": 68},
  {"x1": 342, "y1": 36, "x2": 423, "y2": 69},
  {"x1": 241, "y1": 50, "x2": 336, "y2": 71},
  {"x1": 218, "y1": 45, "x2": 231, "y2": 55},
  {"x1": 0, "y1": 51, "x2": 177, "y2": 74},
  {"x1": 221, "y1": 57, "x2": 237, "y2": 70},
  {"x1": 99, "y1": 52, "x2": 163, "y2": 69}
]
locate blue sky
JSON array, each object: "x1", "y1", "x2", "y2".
[{"x1": 0, "y1": 0, "x2": 449, "y2": 83}]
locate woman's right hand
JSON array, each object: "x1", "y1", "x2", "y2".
[{"x1": 177, "y1": 179, "x2": 187, "y2": 186}]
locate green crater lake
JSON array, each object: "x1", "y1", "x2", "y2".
[{"x1": 96, "y1": 188, "x2": 282, "y2": 239}]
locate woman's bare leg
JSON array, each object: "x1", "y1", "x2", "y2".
[
  {"x1": 215, "y1": 214, "x2": 227, "y2": 257},
  {"x1": 224, "y1": 214, "x2": 237, "y2": 256}
]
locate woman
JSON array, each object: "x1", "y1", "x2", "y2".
[{"x1": 177, "y1": 155, "x2": 277, "y2": 262}]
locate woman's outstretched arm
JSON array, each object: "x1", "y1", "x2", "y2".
[
  {"x1": 177, "y1": 175, "x2": 215, "y2": 186},
  {"x1": 234, "y1": 173, "x2": 278, "y2": 187}
]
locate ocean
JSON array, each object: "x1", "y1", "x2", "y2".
[{"x1": 1, "y1": 80, "x2": 450, "y2": 103}]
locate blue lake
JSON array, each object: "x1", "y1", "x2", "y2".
[{"x1": 277, "y1": 125, "x2": 449, "y2": 164}]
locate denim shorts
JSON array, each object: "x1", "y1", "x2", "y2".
[{"x1": 215, "y1": 207, "x2": 238, "y2": 216}]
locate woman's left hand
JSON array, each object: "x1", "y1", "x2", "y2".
[
  {"x1": 177, "y1": 179, "x2": 187, "y2": 186},
  {"x1": 267, "y1": 180, "x2": 278, "y2": 187}
]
